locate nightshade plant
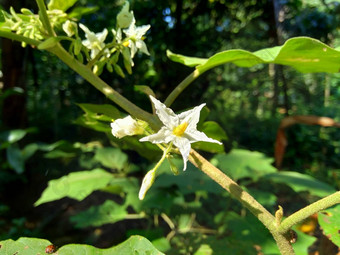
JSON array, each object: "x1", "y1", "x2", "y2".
[{"x1": 0, "y1": 0, "x2": 339, "y2": 254}]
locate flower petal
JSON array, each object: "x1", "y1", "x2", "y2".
[
  {"x1": 140, "y1": 127, "x2": 173, "y2": 144},
  {"x1": 179, "y1": 103, "x2": 206, "y2": 130},
  {"x1": 185, "y1": 130, "x2": 222, "y2": 145},
  {"x1": 150, "y1": 96, "x2": 178, "y2": 128},
  {"x1": 173, "y1": 137, "x2": 191, "y2": 171}
]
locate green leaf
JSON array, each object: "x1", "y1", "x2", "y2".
[
  {"x1": 6, "y1": 144, "x2": 25, "y2": 174},
  {"x1": 70, "y1": 200, "x2": 128, "y2": 228},
  {"x1": 94, "y1": 147, "x2": 128, "y2": 170},
  {"x1": 68, "y1": 6, "x2": 99, "y2": 19},
  {"x1": 48, "y1": 0, "x2": 78, "y2": 11},
  {"x1": 34, "y1": 169, "x2": 114, "y2": 206},
  {"x1": 167, "y1": 50, "x2": 207, "y2": 67},
  {"x1": 318, "y1": 204, "x2": 340, "y2": 246},
  {"x1": 0, "y1": 129, "x2": 27, "y2": 149},
  {"x1": 263, "y1": 171, "x2": 335, "y2": 197},
  {"x1": 170, "y1": 37, "x2": 340, "y2": 74},
  {"x1": 0, "y1": 236, "x2": 164, "y2": 254},
  {"x1": 212, "y1": 149, "x2": 277, "y2": 181},
  {"x1": 77, "y1": 103, "x2": 121, "y2": 121}
]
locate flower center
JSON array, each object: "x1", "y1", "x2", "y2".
[{"x1": 173, "y1": 122, "x2": 188, "y2": 137}]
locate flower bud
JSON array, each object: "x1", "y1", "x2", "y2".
[
  {"x1": 138, "y1": 169, "x2": 156, "y2": 200},
  {"x1": 111, "y1": 115, "x2": 144, "y2": 138},
  {"x1": 117, "y1": 2, "x2": 134, "y2": 28},
  {"x1": 62, "y1": 20, "x2": 77, "y2": 37}
]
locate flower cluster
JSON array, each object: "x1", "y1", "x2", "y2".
[
  {"x1": 111, "y1": 96, "x2": 222, "y2": 200},
  {"x1": 63, "y1": 1, "x2": 151, "y2": 75}
]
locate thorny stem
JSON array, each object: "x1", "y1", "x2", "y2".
[
  {"x1": 279, "y1": 191, "x2": 340, "y2": 234},
  {"x1": 188, "y1": 149, "x2": 295, "y2": 255}
]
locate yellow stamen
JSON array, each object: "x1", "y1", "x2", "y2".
[
  {"x1": 173, "y1": 122, "x2": 188, "y2": 137},
  {"x1": 123, "y1": 41, "x2": 130, "y2": 47}
]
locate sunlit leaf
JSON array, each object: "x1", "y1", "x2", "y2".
[
  {"x1": 318, "y1": 204, "x2": 340, "y2": 246},
  {"x1": 0, "y1": 129, "x2": 27, "y2": 149},
  {"x1": 212, "y1": 149, "x2": 277, "y2": 181},
  {"x1": 263, "y1": 171, "x2": 335, "y2": 197},
  {"x1": 34, "y1": 169, "x2": 114, "y2": 206},
  {"x1": 47, "y1": 0, "x2": 78, "y2": 11},
  {"x1": 169, "y1": 37, "x2": 340, "y2": 74},
  {"x1": 166, "y1": 49, "x2": 207, "y2": 67},
  {"x1": 0, "y1": 236, "x2": 164, "y2": 254}
]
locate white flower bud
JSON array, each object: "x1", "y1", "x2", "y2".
[
  {"x1": 111, "y1": 115, "x2": 144, "y2": 138},
  {"x1": 138, "y1": 169, "x2": 156, "y2": 200},
  {"x1": 62, "y1": 20, "x2": 77, "y2": 37},
  {"x1": 117, "y1": 1, "x2": 134, "y2": 28}
]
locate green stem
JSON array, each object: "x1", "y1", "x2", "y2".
[
  {"x1": 189, "y1": 149, "x2": 295, "y2": 255},
  {"x1": 35, "y1": 0, "x2": 55, "y2": 36},
  {"x1": 48, "y1": 44, "x2": 160, "y2": 129},
  {"x1": 0, "y1": 30, "x2": 41, "y2": 46},
  {"x1": 279, "y1": 191, "x2": 340, "y2": 234},
  {"x1": 164, "y1": 69, "x2": 202, "y2": 107}
]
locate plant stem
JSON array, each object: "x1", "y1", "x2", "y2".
[
  {"x1": 35, "y1": 0, "x2": 55, "y2": 36},
  {"x1": 48, "y1": 44, "x2": 160, "y2": 129},
  {"x1": 188, "y1": 149, "x2": 295, "y2": 255},
  {"x1": 164, "y1": 69, "x2": 201, "y2": 107},
  {"x1": 0, "y1": 30, "x2": 40, "y2": 47},
  {"x1": 279, "y1": 191, "x2": 340, "y2": 234}
]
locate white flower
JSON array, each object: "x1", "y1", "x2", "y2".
[
  {"x1": 79, "y1": 23, "x2": 109, "y2": 59},
  {"x1": 111, "y1": 115, "x2": 144, "y2": 138},
  {"x1": 123, "y1": 17, "x2": 150, "y2": 58},
  {"x1": 140, "y1": 96, "x2": 222, "y2": 171}
]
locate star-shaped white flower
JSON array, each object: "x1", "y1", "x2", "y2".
[
  {"x1": 140, "y1": 96, "x2": 222, "y2": 171},
  {"x1": 79, "y1": 24, "x2": 109, "y2": 59},
  {"x1": 123, "y1": 17, "x2": 150, "y2": 58}
]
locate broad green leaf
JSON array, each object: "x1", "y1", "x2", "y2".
[
  {"x1": 318, "y1": 204, "x2": 340, "y2": 246},
  {"x1": 291, "y1": 229, "x2": 317, "y2": 255},
  {"x1": 34, "y1": 169, "x2": 114, "y2": 206},
  {"x1": 70, "y1": 200, "x2": 128, "y2": 228},
  {"x1": 169, "y1": 37, "x2": 340, "y2": 74},
  {"x1": 77, "y1": 103, "x2": 121, "y2": 121},
  {"x1": 194, "y1": 244, "x2": 213, "y2": 255},
  {"x1": 21, "y1": 143, "x2": 39, "y2": 160},
  {"x1": 166, "y1": 49, "x2": 207, "y2": 67},
  {"x1": 6, "y1": 144, "x2": 24, "y2": 174},
  {"x1": 48, "y1": 0, "x2": 78, "y2": 11},
  {"x1": 263, "y1": 171, "x2": 335, "y2": 197},
  {"x1": 94, "y1": 147, "x2": 128, "y2": 170},
  {"x1": 212, "y1": 149, "x2": 277, "y2": 181},
  {"x1": 0, "y1": 236, "x2": 164, "y2": 254}
]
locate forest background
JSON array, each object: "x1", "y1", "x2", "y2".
[{"x1": 0, "y1": 0, "x2": 340, "y2": 254}]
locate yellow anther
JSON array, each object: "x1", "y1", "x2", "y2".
[
  {"x1": 173, "y1": 122, "x2": 188, "y2": 137},
  {"x1": 123, "y1": 41, "x2": 130, "y2": 47}
]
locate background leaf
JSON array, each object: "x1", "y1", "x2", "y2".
[
  {"x1": 47, "y1": 0, "x2": 79, "y2": 11},
  {"x1": 263, "y1": 171, "x2": 336, "y2": 197},
  {"x1": 94, "y1": 147, "x2": 128, "y2": 170},
  {"x1": 212, "y1": 149, "x2": 277, "y2": 181},
  {"x1": 34, "y1": 169, "x2": 114, "y2": 206}
]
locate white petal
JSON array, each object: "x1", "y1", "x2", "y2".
[
  {"x1": 149, "y1": 96, "x2": 178, "y2": 128},
  {"x1": 135, "y1": 24, "x2": 150, "y2": 38},
  {"x1": 185, "y1": 130, "x2": 222, "y2": 145},
  {"x1": 97, "y1": 28, "x2": 108, "y2": 42},
  {"x1": 173, "y1": 137, "x2": 191, "y2": 171},
  {"x1": 140, "y1": 127, "x2": 173, "y2": 143},
  {"x1": 136, "y1": 40, "x2": 150, "y2": 55},
  {"x1": 179, "y1": 103, "x2": 206, "y2": 130}
]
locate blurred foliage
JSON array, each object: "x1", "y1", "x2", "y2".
[{"x1": 0, "y1": 0, "x2": 340, "y2": 253}]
